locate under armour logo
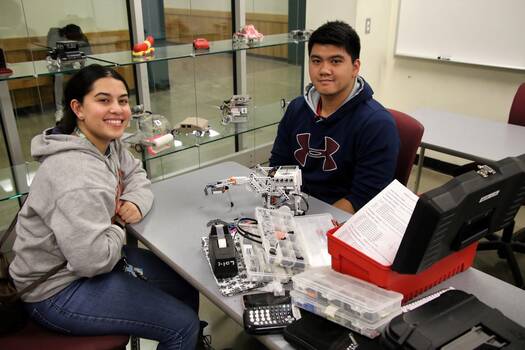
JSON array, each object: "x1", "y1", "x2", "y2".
[{"x1": 294, "y1": 133, "x2": 340, "y2": 171}]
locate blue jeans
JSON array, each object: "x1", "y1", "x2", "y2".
[{"x1": 24, "y1": 246, "x2": 200, "y2": 350}]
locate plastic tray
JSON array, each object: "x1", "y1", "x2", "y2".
[
  {"x1": 327, "y1": 227, "x2": 478, "y2": 302},
  {"x1": 292, "y1": 267, "x2": 402, "y2": 323},
  {"x1": 240, "y1": 236, "x2": 298, "y2": 282},
  {"x1": 291, "y1": 290, "x2": 396, "y2": 339},
  {"x1": 255, "y1": 207, "x2": 308, "y2": 270}
]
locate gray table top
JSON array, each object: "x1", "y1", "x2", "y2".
[
  {"x1": 129, "y1": 161, "x2": 525, "y2": 349},
  {"x1": 412, "y1": 108, "x2": 525, "y2": 163},
  {"x1": 128, "y1": 161, "x2": 348, "y2": 349}
]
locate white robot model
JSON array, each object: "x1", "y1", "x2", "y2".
[
  {"x1": 204, "y1": 165, "x2": 307, "y2": 215},
  {"x1": 122, "y1": 105, "x2": 175, "y2": 156},
  {"x1": 220, "y1": 95, "x2": 252, "y2": 125}
]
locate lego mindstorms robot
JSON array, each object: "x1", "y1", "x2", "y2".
[
  {"x1": 219, "y1": 95, "x2": 251, "y2": 125},
  {"x1": 204, "y1": 165, "x2": 308, "y2": 216},
  {"x1": 122, "y1": 105, "x2": 176, "y2": 156}
]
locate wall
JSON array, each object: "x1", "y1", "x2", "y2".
[
  {"x1": 163, "y1": 1, "x2": 289, "y2": 58},
  {"x1": 163, "y1": 0, "x2": 287, "y2": 14},
  {"x1": 0, "y1": 0, "x2": 131, "y2": 109},
  {"x1": 0, "y1": 0, "x2": 128, "y2": 38},
  {"x1": 304, "y1": 0, "x2": 358, "y2": 86},
  {"x1": 305, "y1": 0, "x2": 525, "y2": 165}
]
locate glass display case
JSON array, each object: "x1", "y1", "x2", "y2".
[{"x1": 0, "y1": 0, "x2": 306, "y2": 228}]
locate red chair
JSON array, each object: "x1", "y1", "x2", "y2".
[
  {"x1": 0, "y1": 319, "x2": 133, "y2": 350},
  {"x1": 508, "y1": 82, "x2": 525, "y2": 127},
  {"x1": 477, "y1": 82, "x2": 525, "y2": 288},
  {"x1": 388, "y1": 109, "x2": 425, "y2": 186}
]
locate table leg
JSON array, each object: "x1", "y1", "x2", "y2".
[{"x1": 414, "y1": 146, "x2": 425, "y2": 192}]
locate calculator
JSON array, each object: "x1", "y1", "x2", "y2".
[{"x1": 242, "y1": 292, "x2": 297, "y2": 334}]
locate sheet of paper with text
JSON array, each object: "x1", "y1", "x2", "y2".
[{"x1": 333, "y1": 180, "x2": 419, "y2": 265}]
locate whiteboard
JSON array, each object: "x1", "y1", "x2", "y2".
[{"x1": 395, "y1": 0, "x2": 525, "y2": 71}]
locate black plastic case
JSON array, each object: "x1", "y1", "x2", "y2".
[{"x1": 381, "y1": 290, "x2": 525, "y2": 349}]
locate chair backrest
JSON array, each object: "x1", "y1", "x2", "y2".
[
  {"x1": 508, "y1": 82, "x2": 525, "y2": 127},
  {"x1": 508, "y1": 83, "x2": 525, "y2": 207},
  {"x1": 388, "y1": 109, "x2": 424, "y2": 186}
]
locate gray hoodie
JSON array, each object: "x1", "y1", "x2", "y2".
[{"x1": 10, "y1": 128, "x2": 153, "y2": 302}]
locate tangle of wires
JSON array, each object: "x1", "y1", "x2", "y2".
[
  {"x1": 293, "y1": 193, "x2": 310, "y2": 215},
  {"x1": 234, "y1": 217, "x2": 262, "y2": 244}
]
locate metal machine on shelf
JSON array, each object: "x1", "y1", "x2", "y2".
[
  {"x1": 122, "y1": 105, "x2": 175, "y2": 156},
  {"x1": 46, "y1": 40, "x2": 86, "y2": 69},
  {"x1": 220, "y1": 95, "x2": 252, "y2": 125}
]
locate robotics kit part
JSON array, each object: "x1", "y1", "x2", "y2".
[
  {"x1": 204, "y1": 165, "x2": 308, "y2": 216},
  {"x1": 233, "y1": 24, "x2": 264, "y2": 45},
  {"x1": 123, "y1": 105, "x2": 175, "y2": 155},
  {"x1": 193, "y1": 38, "x2": 210, "y2": 50},
  {"x1": 220, "y1": 95, "x2": 252, "y2": 125},
  {"x1": 255, "y1": 207, "x2": 308, "y2": 270},
  {"x1": 208, "y1": 223, "x2": 238, "y2": 279},
  {"x1": 47, "y1": 40, "x2": 86, "y2": 68},
  {"x1": 132, "y1": 35, "x2": 155, "y2": 57},
  {"x1": 289, "y1": 29, "x2": 312, "y2": 40},
  {"x1": 173, "y1": 117, "x2": 210, "y2": 137},
  {"x1": 142, "y1": 134, "x2": 174, "y2": 156},
  {"x1": 204, "y1": 181, "x2": 230, "y2": 195}
]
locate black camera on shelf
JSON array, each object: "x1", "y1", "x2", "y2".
[{"x1": 47, "y1": 40, "x2": 86, "y2": 67}]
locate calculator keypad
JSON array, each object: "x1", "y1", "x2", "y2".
[{"x1": 247, "y1": 304, "x2": 295, "y2": 327}]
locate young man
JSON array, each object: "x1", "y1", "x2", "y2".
[{"x1": 270, "y1": 21, "x2": 399, "y2": 214}]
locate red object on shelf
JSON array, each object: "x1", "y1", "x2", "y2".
[
  {"x1": 132, "y1": 35, "x2": 155, "y2": 57},
  {"x1": 326, "y1": 226, "x2": 478, "y2": 302},
  {"x1": 193, "y1": 38, "x2": 210, "y2": 50},
  {"x1": 0, "y1": 67, "x2": 13, "y2": 76}
]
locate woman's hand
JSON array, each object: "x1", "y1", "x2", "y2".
[{"x1": 118, "y1": 201, "x2": 142, "y2": 224}]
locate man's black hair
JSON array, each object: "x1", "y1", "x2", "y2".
[{"x1": 308, "y1": 21, "x2": 360, "y2": 62}]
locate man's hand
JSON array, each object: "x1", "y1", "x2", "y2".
[
  {"x1": 332, "y1": 198, "x2": 355, "y2": 214},
  {"x1": 118, "y1": 201, "x2": 142, "y2": 224}
]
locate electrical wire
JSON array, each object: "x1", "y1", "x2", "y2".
[
  {"x1": 294, "y1": 193, "x2": 310, "y2": 215},
  {"x1": 234, "y1": 217, "x2": 262, "y2": 244}
]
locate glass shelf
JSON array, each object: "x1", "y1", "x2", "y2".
[
  {"x1": 142, "y1": 101, "x2": 285, "y2": 161},
  {"x1": 1, "y1": 32, "x2": 301, "y2": 200},
  {"x1": 0, "y1": 58, "x2": 116, "y2": 81},
  {"x1": 0, "y1": 102, "x2": 285, "y2": 199},
  {"x1": 1, "y1": 34, "x2": 304, "y2": 82},
  {"x1": 0, "y1": 162, "x2": 39, "y2": 202},
  {"x1": 90, "y1": 33, "x2": 305, "y2": 66}
]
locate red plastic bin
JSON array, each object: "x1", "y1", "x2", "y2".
[{"x1": 326, "y1": 227, "x2": 478, "y2": 302}]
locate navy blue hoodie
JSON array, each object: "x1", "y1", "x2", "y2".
[{"x1": 270, "y1": 77, "x2": 399, "y2": 210}]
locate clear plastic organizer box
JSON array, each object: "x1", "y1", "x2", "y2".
[
  {"x1": 291, "y1": 267, "x2": 402, "y2": 324},
  {"x1": 291, "y1": 290, "x2": 393, "y2": 338},
  {"x1": 240, "y1": 236, "x2": 301, "y2": 282},
  {"x1": 255, "y1": 207, "x2": 308, "y2": 270}
]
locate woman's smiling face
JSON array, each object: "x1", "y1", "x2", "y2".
[{"x1": 71, "y1": 77, "x2": 130, "y2": 153}]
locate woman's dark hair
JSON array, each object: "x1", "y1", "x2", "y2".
[
  {"x1": 57, "y1": 64, "x2": 129, "y2": 134},
  {"x1": 308, "y1": 21, "x2": 361, "y2": 62},
  {"x1": 59, "y1": 24, "x2": 89, "y2": 44}
]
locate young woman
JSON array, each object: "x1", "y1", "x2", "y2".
[{"x1": 9, "y1": 65, "x2": 200, "y2": 350}]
